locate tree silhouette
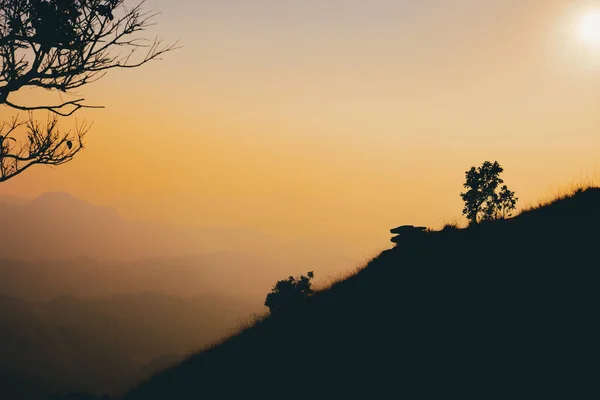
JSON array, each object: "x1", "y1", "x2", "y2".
[
  {"x1": 496, "y1": 185, "x2": 518, "y2": 219},
  {"x1": 460, "y1": 161, "x2": 518, "y2": 225},
  {"x1": 265, "y1": 271, "x2": 314, "y2": 314},
  {"x1": 0, "y1": 0, "x2": 177, "y2": 182}
]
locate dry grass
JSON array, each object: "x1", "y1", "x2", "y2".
[
  {"x1": 313, "y1": 265, "x2": 364, "y2": 292},
  {"x1": 441, "y1": 221, "x2": 461, "y2": 231},
  {"x1": 430, "y1": 217, "x2": 466, "y2": 232},
  {"x1": 518, "y1": 173, "x2": 600, "y2": 215},
  {"x1": 232, "y1": 311, "x2": 269, "y2": 334},
  {"x1": 432, "y1": 171, "x2": 600, "y2": 229},
  {"x1": 190, "y1": 311, "x2": 270, "y2": 358},
  {"x1": 313, "y1": 254, "x2": 378, "y2": 292}
]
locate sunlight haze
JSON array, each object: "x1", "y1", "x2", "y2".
[{"x1": 1, "y1": 0, "x2": 600, "y2": 254}]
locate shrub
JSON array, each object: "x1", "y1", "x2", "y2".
[{"x1": 265, "y1": 271, "x2": 314, "y2": 313}]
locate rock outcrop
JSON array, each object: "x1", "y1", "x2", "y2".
[{"x1": 390, "y1": 225, "x2": 427, "y2": 245}]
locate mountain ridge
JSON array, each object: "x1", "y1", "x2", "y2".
[
  {"x1": 0, "y1": 191, "x2": 359, "y2": 266},
  {"x1": 121, "y1": 187, "x2": 600, "y2": 399}
]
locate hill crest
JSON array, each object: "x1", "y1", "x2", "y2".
[{"x1": 121, "y1": 187, "x2": 600, "y2": 399}]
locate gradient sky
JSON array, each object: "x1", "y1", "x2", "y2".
[{"x1": 2, "y1": 0, "x2": 600, "y2": 254}]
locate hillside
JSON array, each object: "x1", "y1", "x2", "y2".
[{"x1": 122, "y1": 188, "x2": 600, "y2": 399}]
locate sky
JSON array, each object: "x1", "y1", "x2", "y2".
[{"x1": 2, "y1": 0, "x2": 600, "y2": 255}]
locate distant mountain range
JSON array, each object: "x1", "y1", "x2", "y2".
[
  {"x1": 0, "y1": 192, "x2": 359, "y2": 297},
  {"x1": 0, "y1": 194, "x2": 27, "y2": 205},
  {"x1": 0, "y1": 251, "x2": 337, "y2": 301},
  {"x1": 0, "y1": 192, "x2": 289, "y2": 261},
  {"x1": 0, "y1": 192, "x2": 364, "y2": 399}
]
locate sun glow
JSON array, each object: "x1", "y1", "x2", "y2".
[{"x1": 578, "y1": 11, "x2": 600, "y2": 45}]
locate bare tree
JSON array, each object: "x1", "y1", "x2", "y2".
[
  {"x1": 0, "y1": 0, "x2": 177, "y2": 182},
  {"x1": 0, "y1": 114, "x2": 90, "y2": 181}
]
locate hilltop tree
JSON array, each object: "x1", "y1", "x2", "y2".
[
  {"x1": 0, "y1": 0, "x2": 177, "y2": 182},
  {"x1": 265, "y1": 271, "x2": 314, "y2": 314},
  {"x1": 460, "y1": 161, "x2": 518, "y2": 225}
]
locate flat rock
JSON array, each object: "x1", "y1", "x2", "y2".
[{"x1": 390, "y1": 225, "x2": 427, "y2": 234}]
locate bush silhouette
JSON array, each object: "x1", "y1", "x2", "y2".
[
  {"x1": 460, "y1": 161, "x2": 518, "y2": 225},
  {"x1": 265, "y1": 271, "x2": 314, "y2": 313}
]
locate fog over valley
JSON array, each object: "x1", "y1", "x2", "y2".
[{"x1": 0, "y1": 192, "x2": 362, "y2": 399}]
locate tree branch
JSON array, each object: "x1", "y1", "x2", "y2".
[
  {"x1": 0, "y1": 0, "x2": 176, "y2": 183},
  {"x1": 4, "y1": 98, "x2": 104, "y2": 116},
  {"x1": 0, "y1": 0, "x2": 179, "y2": 114},
  {"x1": 0, "y1": 114, "x2": 90, "y2": 183}
]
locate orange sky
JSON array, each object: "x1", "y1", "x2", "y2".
[{"x1": 2, "y1": 0, "x2": 600, "y2": 255}]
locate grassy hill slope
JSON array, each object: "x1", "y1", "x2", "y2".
[{"x1": 122, "y1": 188, "x2": 600, "y2": 399}]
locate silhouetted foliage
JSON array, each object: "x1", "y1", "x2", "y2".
[
  {"x1": 460, "y1": 161, "x2": 518, "y2": 225},
  {"x1": 122, "y1": 188, "x2": 600, "y2": 400},
  {"x1": 0, "y1": 0, "x2": 177, "y2": 182},
  {"x1": 264, "y1": 271, "x2": 314, "y2": 313},
  {"x1": 496, "y1": 184, "x2": 518, "y2": 219}
]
